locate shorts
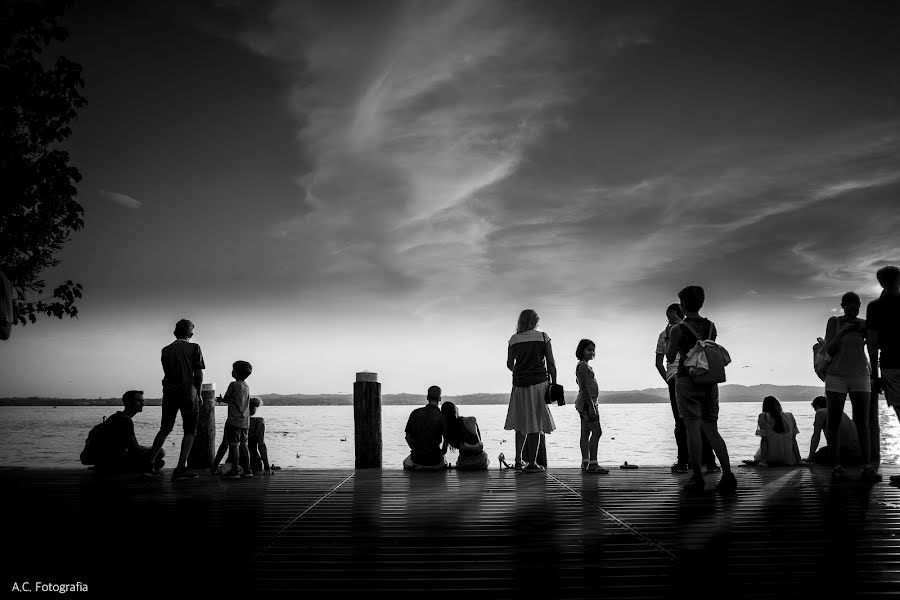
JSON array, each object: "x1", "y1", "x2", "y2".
[
  {"x1": 675, "y1": 377, "x2": 719, "y2": 422},
  {"x1": 824, "y1": 374, "x2": 871, "y2": 394},
  {"x1": 161, "y1": 384, "x2": 199, "y2": 434},
  {"x1": 882, "y1": 369, "x2": 900, "y2": 407},
  {"x1": 224, "y1": 423, "x2": 249, "y2": 445}
]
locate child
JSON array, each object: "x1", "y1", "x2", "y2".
[
  {"x1": 575, "y1": 339, "x2": 608, "y2": 474},
  {"x1": 217, "y1": 360, "x2": 253, "y2": 479},
  {"x1": 248, "y1": 397, "x2": 271, "y2": 474}
]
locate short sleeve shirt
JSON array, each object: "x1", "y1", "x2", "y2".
[
  {"x1": 161, "y1": 339, "x2": 205, "y2": 387},
  {"x1": 656, "y1": 325, "x2": 680, "y2": 381},
  {"x1": 225, "y1": 380, "x2": 251, "y2": 428}
]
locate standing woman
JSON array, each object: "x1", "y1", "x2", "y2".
[
  {"x1": 824, "y1": 291, "x2": 880, "y2": 481},
  {"x1": 504, "y1": 309, "x2": 557, "y2": 472}
]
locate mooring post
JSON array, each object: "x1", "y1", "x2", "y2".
[
  {"x1": 353, "y1": 371, "x2": 382, "y2": 468},
  {"x1": 188, "y1": 382, "x2": 216, "y2": 469}
]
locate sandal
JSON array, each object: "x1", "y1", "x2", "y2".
[{"x1": 586, "y1": 464, "x2": 609, "y2": 474}]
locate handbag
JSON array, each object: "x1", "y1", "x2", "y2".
[
  {"x1": 542, "y1": 332, "x2": 566, "y2": 406},
  {"x1": 812, "y1": 337, "x2": 830, "y2": 382}
]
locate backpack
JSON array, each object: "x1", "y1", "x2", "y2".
[
  {"x1": 680, "y1": 321, "x2": 731, "y2": 384},
  {"x1": 812, "y1": 337, "x2": 830, "y2": 382},
  {"x1": 79, "y1": 416, "x2": 115, "y2": 465}
]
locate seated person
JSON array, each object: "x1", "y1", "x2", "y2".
[
  {"x1": 745, "y1": 396, "x2": 801, "y2": 466},
  {"x1": 248, "y1": 397, "x2": 272, "y2": 474},
  {"x1": 403, "y1": 385, "x2": 448, "y2": 470},
  {"x1": 80, "y1": 390, "x2": 165, "y2": 475},
  {"x1": 805, "y1": 395, "x2": 862, "y2": 465},
  {"x1": 441, "y1": 401, "x2": 490, "y2": 470}
]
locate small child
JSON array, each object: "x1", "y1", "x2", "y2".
[
  {"x1": 216, "y1": 360, "x2": 253, "y2": 479},
  {"x1": 248, "y1": 397, "x2": 271, "y2": 474},
  {"x1": 575, "y1": 339, "x2": 608, "y2": 474}
]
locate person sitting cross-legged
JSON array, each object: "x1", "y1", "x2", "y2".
[
  {"x1": 403, "y1": 385, "x2": 448, "y2": 470},
  {"x1": 80, "y1": 390, "x2": 165, "y2": 476}
]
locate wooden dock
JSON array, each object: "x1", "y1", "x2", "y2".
[{"x1": 3, "y1": 465, "x2": 900, "y2": 598}]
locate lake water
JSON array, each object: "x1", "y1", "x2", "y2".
[{"x1": 3, "y1": 402, "x2": 899, "y2": 469}]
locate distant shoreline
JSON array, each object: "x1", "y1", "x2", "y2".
[{"x1": 0, "y1": 384, "x2": 826, "y2": 406}]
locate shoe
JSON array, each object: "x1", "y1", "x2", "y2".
[
  {"x1": 240, "y1": 471, "x2": 254, "y2": 479},
  {"x1": 683, "y1": 474, "x2": 705, "y2": 494},
  {"x1": 586, "y1": 464, "x2": 609, "y2": 474},
  {"x1": 832, "y1": 465, "x2": 845, "y2": 481},
  {"x1": 741, "y1": 459, "x2": 759, "y2": 466},
  {"x1": 861, "y1": 466, "x2": 882, "y2": 483},
  {"x1": 582, "y1": 460, "x2": 590, "y2": 472},
  {"x1": 671, "y1": 462, "x2": 689, "y2": 473},
  {"x1": 171, "y1": 467, "x2": 199, "y2": 480},
  {"x1": 513, "y1": 462, "x2": 524, "y2": 471},
  {"x1": 715, "y1": 472, "x2": 738, "y2": 494},
  {"x1": 706, "y1": 464, "x2": 722, "y2": 474},
  {"x1": 523, "y1": 463, "x2": 546, "y2": 473}
]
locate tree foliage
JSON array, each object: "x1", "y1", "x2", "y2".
[{"x1": 1, "y1": 0, "x2": 86, "y2": 325}]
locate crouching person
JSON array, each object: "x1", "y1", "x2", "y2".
[{"x1": 80, "y1": 390, "x2": 165, "y2": 476}]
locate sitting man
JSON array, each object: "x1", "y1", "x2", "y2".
[
  {"x1": 80, "y1": 390, "x2": 165, "y2": 475},
  {"x1": 805, "y1": 395, "x2": 862, "y2": 465},
  {"x1": 402, "y1": 385, "x2": 448, "y2": 470}
]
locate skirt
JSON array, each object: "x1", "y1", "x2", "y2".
[{"x1": 504, "y1": 381, "x2": 556, "y2": 434}]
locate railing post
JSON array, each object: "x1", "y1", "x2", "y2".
[
  {"x1": 188, "y1": 382, "x2": 216, "y2": 469},
  {"x1": 353, "y1": 371, "x2": 382, "y2": 469}
]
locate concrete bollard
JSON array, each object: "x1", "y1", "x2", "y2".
[
  {"x1": 353, "y1": 371, "x2": 382, "y2": 469},
  {"x1": 188, "y1": 382, "x2": 216, "y2": 469}
]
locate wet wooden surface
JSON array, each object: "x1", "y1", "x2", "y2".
[{"x1": 3, "y1": 465, "x2": 900, "y2": 598}]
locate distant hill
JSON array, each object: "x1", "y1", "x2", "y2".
[{"x1": 0, "y1": 384, "x2": 825, "y2": 406}]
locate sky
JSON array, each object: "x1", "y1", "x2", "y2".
[{"x1": 2, "y1": 0, "x2": 899, "y2": 398}]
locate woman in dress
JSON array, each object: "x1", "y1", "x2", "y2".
[
  {"x1": 504, "y1": 309, "x2": 557, "y2": 472},
  {"x1": 441, "y1": 402, "x2": 489, "y2": 470},
  {"x1": 823, "y1": 291, "x2": 879, "y2": 481},
  {"x1": 746, "y1": 396, "x2": 801, "y2": 466}
]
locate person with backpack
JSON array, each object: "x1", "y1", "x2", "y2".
[
  {"x1": 666, "y1": 285, "x2": 736, "y2": 494},
  {"x1": 823, "y1": 291, "x2": 879, "y2": 482},
  {"x1": 80, "y1": 390, "x2": 165, "y2": 475},
  {"x1": 655, "y1": 302, "x2": 719, "y2": 474}
]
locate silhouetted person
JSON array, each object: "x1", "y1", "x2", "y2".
[
  {"x1": 747, "y1": 396, "x2": 800, "y2": 466},
  {"x1": 505, "y1": 309, "x2": 557, "y2": 472},
  {"x1": 823, "y1": 292, "x2": 879, "y2": 482},
  {"x1": 804, "y1": 395, "x2": 861, "y2": 466},
  {"x1": 666, "y1": 285, "x2": 736, "y2": 493},
  {"x1": 248, "y1": 397, "x2": 272, "y2": 474},
  {"x1": 575, "y1": 338, "x2": 607, "y2": 473},
  {"x1": 0, "y1": 267, "x2": 12, "y2": 340},
  {"x1": 441, "y1": 401, "x2": 490, "y2": 470},
  {"x1": 866, "y1": 265, "x2": 900, "y2": 485},
  {"x1": 80, "y1": 390, "x2": 165, "y2": 474},
  {"x1": 655, "y1": 302, "x2": 718, "y2": 474},
  {"x1": 403, "y1": 385, "x2": 447, "y2": 470},
  {"x1": 218, "y1": 360, "x2": 253, "y2": 480},
  {"x1": 148, "y1": 318, "x2": 205, "y2": 480}
]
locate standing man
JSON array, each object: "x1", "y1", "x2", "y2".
[
  {"x1": 403, "y1": 385, "x2": 447, "y2": 470},
  {"x1": 666, "y1": 286, "x2": 736, "y2": 494},
  {"x1": 866, "y1": 265, "x2": 900, "y2": 483},
  {"x1": 148, "y1": 318, "x2": 205, "y2": 480},
  {"x1": 655, "y1": 302, "x2": 719, "y2": 474}
]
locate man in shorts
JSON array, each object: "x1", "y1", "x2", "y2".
[
  {"x1": 148, "y1": 319, "x2": 205, "y2": 480},
  {"x1": 666, "y1": 285, "x2": 736, "y2": 494},
  {"x1": 866, "y1": 265, "x2": 900, "y2": 483}
]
